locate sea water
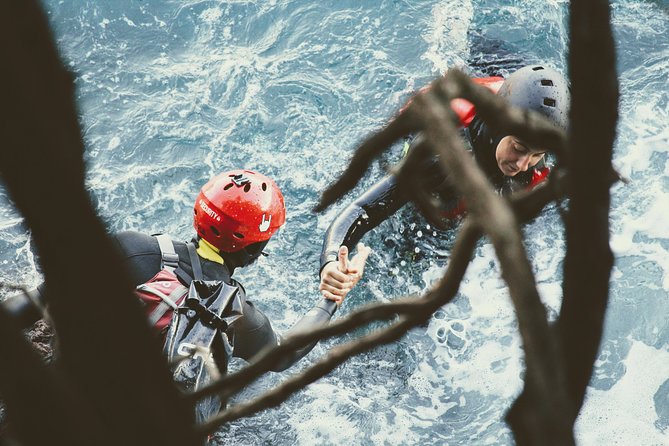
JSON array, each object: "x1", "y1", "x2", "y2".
[{"x1": 1, "y1": 0, "x2": 668, "y2": 444}]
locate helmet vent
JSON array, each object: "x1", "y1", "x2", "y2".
[
  {"x1": 224, "y1": 183, "x2": 234, "y2": 190},
  {"x1": 210, "y1": 226, "x2": 220, "y2": 236},
  {"x1": 543, "y1": 98, "x2": 556, "y2": 107},
  {"x1": 244, "y1": 183, "x2": 251, "y2": 193},
  {"x1": 261, "y1": 183, "x2": 267, "y2": 191},
  {"x1": 233, "y1": 232, "x2": 244, "y2": 239},
  {"x1": 541, "y1": 79, "x2": 554, "y2": 86},
  {"x1": 532, "y1": 66, "x2": 545, "y2": 71}
]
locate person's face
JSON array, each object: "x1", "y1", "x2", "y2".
[{"x1": 495, "y1": 136, "x2": 546, "y2": 177}]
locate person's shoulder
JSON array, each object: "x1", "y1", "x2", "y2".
[
  {"x1": 112, "y1": 230, "x2": 159, "y2": 256},
  {"x1": 113, "y1": 230, "x2": 154, "y2": 244}
]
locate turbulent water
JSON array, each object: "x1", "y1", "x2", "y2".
[{"x1": 1, "y1": 0, "x2": 668, "y2": 444}]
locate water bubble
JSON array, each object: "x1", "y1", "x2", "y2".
[
  {"x1": 451, "y1": 321, "x2": 464, "y2": 332},
  {"x1": 447, "y1": 330, "x2": 465, "y2": 350},
  {"x1": 436, "y1": 327, "x2": 447, "y2": 343}
]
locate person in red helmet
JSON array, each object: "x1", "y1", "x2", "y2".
[
  {"x1": 192, "y1": 170, "x2": 287, "y2": 270},
  {"x1": 5, "y1": 169, "x2": 361, "y2": 385}
]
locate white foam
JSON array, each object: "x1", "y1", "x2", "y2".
[
  {"x1": 200, "y1": 7, "x2": 223, "y2": 24},
  {"x1": 0, "y1": 217, "x2": 23, "y2": 232},
  {"x1": 371, "y1": 50, "x2": 388, "y2": 61},
  {"x1": 107, "y1": 136, "x2": 121, "y2": 150},
  {"x1": 289, "y1": 382, "x2": 365, "y2": 445},
  {"x1": 616, "y1": 126, "x2": 669, "y2": 178},
  {"x1": 122, "y1": 16, "x2": 136, "y2": 27},
  {"x1": 369, "y1": 407, "x2": 423, "y2": 445},
  {"x1": 611, "y1": 178, "x2": 669, "y2": 290},
  {"x1": 576, "y1": 341, "x2": 669, "y2": 445},
  {"x1": 422, "y1": 1, "x2": 473, "y2": 74},
  {"x1": 638, "y1": 193, "x2": 669, "y2": 240}
]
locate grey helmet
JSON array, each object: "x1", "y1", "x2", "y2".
[{"x1": 497, "y1": 65, "x2": 571, "y2": 132}]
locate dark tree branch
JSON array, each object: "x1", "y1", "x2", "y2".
[
  {"x1": 507, "y1": 1, "x2": 618, "y2": 443},
  {"x1": 415, "y1": 87, "x2": 572, "y2": 444},
  {"x1": 560, "y1": 0, "x2": 618, "y2": 419},
  {"x1": 0, "y1": 1, "x2": 618, "y2": 444},
  {"x1": 314, "y1": 110, "x2": 420, "y2": 212},
  {"x1": 0, "y1": 2, "x2": 198, "y2": 445}
]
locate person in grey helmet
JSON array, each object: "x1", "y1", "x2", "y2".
[{"x1": 318, "y1": 65, "x2": 571, "y2": 303}]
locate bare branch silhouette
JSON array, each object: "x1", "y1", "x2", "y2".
[
  {"x1": 507, "y1": 1, "x2": 618, "y2": 443},
  {"x1": 0, "y1": 1, "x2": 618, "y2": 444},
  {"x1": 0, "y1": 1, "x2": 199, "y2": 445},
  {"x1": 314, "y1": 111, "x2": 420, "y2": 212}
]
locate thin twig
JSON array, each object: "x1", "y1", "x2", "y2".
[
  {"x1": 314, "y1": 110, "x2": 419, "y2": 212},
  {"x1": 189, "y1": 298, "x2": 421, "y2": 403},
  {"x1": 198, "y1": 315, "x2": 419, "y2": 433}
]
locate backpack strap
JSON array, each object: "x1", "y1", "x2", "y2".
[
  {"x1": 186, "y1": 242, "x2": 203, "y2": 281},
  {"x1": 156, "y1": 234, "x2": 204, "y2": 284},
  {"x1": 156, "y1": 234, "x2": 179, "y2": 272}
]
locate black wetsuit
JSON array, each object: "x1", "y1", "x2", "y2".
[
  {"x1": 7, "y1": 231, "x2": 336, "y2": 372},
  {"x1": 320, "y1": 116, "x2": 547, "y2": 271}
]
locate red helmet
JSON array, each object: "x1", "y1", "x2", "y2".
[{"x1": 193, "y1": 170, "x2": 286, "y2": 253}]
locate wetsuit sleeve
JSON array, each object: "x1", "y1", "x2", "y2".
[
  {"x1": 229, "y1": 300, "x2": 281, "y2": 363},
  {"x1": 273, "y1": 298, "x2": 337, "y2": 371},
  {"x1": 319, "y1": 174, "x2": 408, "y2": 273},
  {"x1": 231, "y1": 298, "x2": 338, "y2": 372}
]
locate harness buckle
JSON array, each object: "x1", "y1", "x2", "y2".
[{"x1": 162, "y1": 252, "x2": 180, "y2": 269}]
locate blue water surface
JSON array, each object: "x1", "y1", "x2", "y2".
[{"x1": 1, "y1": 0, "x2": 668, "y2": 444}]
